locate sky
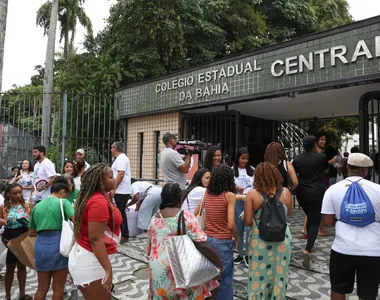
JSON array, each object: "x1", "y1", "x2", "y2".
[{"x1": 2, "y1": 0, "x2": 380, "y2": 91}]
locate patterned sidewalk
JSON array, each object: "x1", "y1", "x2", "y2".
[{"x1": 0, "y1": 208, "x2": 371, "y2": 299}]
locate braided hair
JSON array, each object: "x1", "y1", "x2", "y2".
[
  {"x1": 160, "y1": 183, "x2": 182, "y2": 210},
  {"x1": 73, "y1": 163, "x2": 114, "y2": 242},
  {"x1": 3, "y1": 183, "x2": 29, "y2": 225},
  {"x1": 207, "y1": 164, "x2": 235, "y2": 195}
]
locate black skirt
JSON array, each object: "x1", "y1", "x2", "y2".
[{"x1": 2, "y1": 226, "x2": 28, "y2": 265}]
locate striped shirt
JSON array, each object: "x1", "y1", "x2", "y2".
[{"x1": 204, "y1": 191, "x2": 232, "y2": 240}]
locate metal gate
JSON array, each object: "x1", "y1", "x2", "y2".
[
  {"x1": 180, "y1": 110, "x2": 240, "y2": 166},
  {"x1": 359, "y1": 90, "x2": 380, "y2": 182},
  {"x1": 0, "y1": 92, "x2": 122, "y2": 178}
]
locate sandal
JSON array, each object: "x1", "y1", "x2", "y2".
[{"x1": 19, "y1": 295, "x2": 33, "y2": 300}]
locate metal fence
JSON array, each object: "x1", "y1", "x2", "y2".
[{"x1": 0, "y1": 92, "x2": 122, "y2": 178}]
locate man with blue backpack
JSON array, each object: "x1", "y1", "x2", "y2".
[{"x1": 322, "y1": 153, "x2": 380, "y2": 300}]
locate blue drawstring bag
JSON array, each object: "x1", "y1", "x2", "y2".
[{"x1": 340, "y1": 179, "x2": 376, "y2": 227}]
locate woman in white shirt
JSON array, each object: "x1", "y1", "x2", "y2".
[
  {"x1": 233, "y1": 147, "x2": 255, "y2": 266},
  {"x1": 181, "y1": 169, "x2": 210, "y2": 213},
  {"x1": 16, "y1": 160, "x2": 34, "y2": 201}
]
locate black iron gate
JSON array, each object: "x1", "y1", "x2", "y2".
[
  {"x1": 359, "y1": 90, "x2": 380, "y2": 183},
  {"x1": 180, "y1": 110, "x2": 240, "y2": 166}
]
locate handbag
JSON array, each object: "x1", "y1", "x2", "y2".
[
  {"x1": 196, "y1": 191, "x2": 206, "y2": 230},
  {"x1": 162, "y1": 210, "x2": 219, "y2": 288},
  {"x1": 59, "y1": 198, "x2": 74, "y2": 257},
  {"x1": 283, "y1": 160, "x2": 293, "y2": 190}
]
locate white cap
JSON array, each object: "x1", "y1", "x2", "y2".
[
  {"x1": 347, "y1": 153, "x2": 373, "y2": 168},
  {"x1": 76, "y1": 149, "x2": 85, "y2": 155}
]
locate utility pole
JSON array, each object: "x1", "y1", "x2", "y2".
[
  {"x1": 42, "y1": 0, "x2": 58, "y2": 146},
  {"x1": 0, "y1": 0, "x2": 9, "y2": 92}
]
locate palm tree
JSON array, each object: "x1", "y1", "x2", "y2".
[
  {"x1": 36, "y1": 0, "x2": 93, "y2": 59},
  {"x1": 0, "y1": 0, "x2": 9, "y2": 91}
]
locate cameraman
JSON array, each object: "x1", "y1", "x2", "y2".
[{"x1": 161, "y1": 132, "x2": 193, "y2": 190}]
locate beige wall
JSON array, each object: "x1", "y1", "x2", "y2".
[{"x1": 126, "y1": 112, "x2": 181, "y2": 180}]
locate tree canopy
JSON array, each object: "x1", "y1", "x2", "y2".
[{"x1": 18, "y1": 0, "x2": 353, "y2": 95}]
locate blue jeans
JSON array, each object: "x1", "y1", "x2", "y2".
[
  {"x1": 208, "y1": 237, "x2": 234, "y2": 300},
  {"x1": 235, "y1": 200, "x2": 250, "y2": 257}
]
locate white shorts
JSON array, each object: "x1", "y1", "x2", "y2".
[{"x1": 68, "y1": 243, "x2": 114, "y2": 286}]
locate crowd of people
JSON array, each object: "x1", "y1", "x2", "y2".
[{"x1": 0, "y1": 131, "x2": 379, "y2": 300}]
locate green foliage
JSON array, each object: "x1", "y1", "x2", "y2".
[
  {"x1": 319, "y1": 117, "x2": 359, "y2": 148},
  {"x1": 37, "y1": 0, "x2": 93, "y2": 59}
]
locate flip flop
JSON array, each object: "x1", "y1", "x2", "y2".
[
  {"x1": 19, "y1": 295, "x2": 33, "y2": 300},
  {"x1": 298, "y1": 232, "x2": 308, "y2": 239}
]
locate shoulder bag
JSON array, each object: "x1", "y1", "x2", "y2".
[
  {"x1": 196, "y1": 191, "x2": 206, "y2": 230},
  {"x1": 161, "y1": 210, "x2": 219, "y2": 288},
  {"x1": 59, "y1": 198, "x2": 74, "y2": 257}
]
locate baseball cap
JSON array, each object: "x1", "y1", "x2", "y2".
[
  {"x1": 347, "y1": 153, "x2": 373, "y2": 168},
  {"x1": 76, "y1": 149, "x2": 85, "y2": 155},
  {"x1": 162, "y1": 132, "x2": 177, "y2": 143},
  {"x1": 302, "y1": 135, "x2": 316, "y2": 148}
]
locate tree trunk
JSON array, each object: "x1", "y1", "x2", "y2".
[
  {"x1": 42, "y1": 0, "x2": 58, "y2": 147},
  {"x1": 0, "y1": 0, "x2": 9, "y2": 92},
  {"x1": 64, "y1": 28, "x2": 69, "y2": 59}
]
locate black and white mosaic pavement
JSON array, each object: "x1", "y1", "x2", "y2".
[{"x1": 0, "y1": 208, "x2": 375, "y2": 299}]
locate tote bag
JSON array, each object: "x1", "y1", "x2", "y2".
[
  {"x1": 59, "y1": 198, "x2": 74, "y2": 257},
  {"x1": 162, "y1": 211, "x2": 219, "y2": 288}
]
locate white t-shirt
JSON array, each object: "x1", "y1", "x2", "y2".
[
  {"x1": 321, "y1": 176, "x2": 380, "y2": 257},
  {"x1": 131, "y1": 181, "x2": 153, "y2": 201},
  {"x1": 18, "y1": 171, "x2": 34, "y2": 201},
  {"x1": 0, "y1": 194, "x2": 4, "y2": 206},
  {"x1": 33, "y1": 158, "x2": 57, "y2": 201},
  {"x1": 181, "y1": 186, "x2": 206, "y2": 213},
  {"x1": 234, "y1": 167, "x2": 255, "y2": 195},
  {"x1": 84, "y1": 161, "x2": 91, "y2": 171},
  {"x1": 74, "y1": 177, "x2": 81, "y2": 190},
  {"x1": 112, "y1": 153, "x2": 131, "y2": 194}
]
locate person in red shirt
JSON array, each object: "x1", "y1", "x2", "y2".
[{"x1": 69, "y1": 163, "x2": 122, "y2": 300}]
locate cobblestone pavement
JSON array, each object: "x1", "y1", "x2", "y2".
[{"x1": 0, "y1": 208, "x2": 373, "y2": 299}]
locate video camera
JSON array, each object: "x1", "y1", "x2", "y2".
[{"x1": 175, "y1": 140, "x2": 207, "y2": 156}]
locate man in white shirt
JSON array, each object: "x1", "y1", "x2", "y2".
[
  {"x1": 160, "y1": 132, "x2": 192, "y2": 190},
  {"x1": 322, "y1": 153, "x2": 380, "y2": 300},
  {"x1": 31, "y1": 145, "x2": 57, "y2": 204},
  {"x1": 76, "y1": 148, "x2": 90, "y2": 170},
  {"x1": 111, "y1": 142, "x2": 131, "y2": 243}
]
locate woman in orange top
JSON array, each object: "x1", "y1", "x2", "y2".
[{"x1": 195, "y1": 164, "x2": 238, "y2": 300}]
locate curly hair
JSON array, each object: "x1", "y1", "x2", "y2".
[
  {"x1": 3, "y1": 183, "x2": 29, "y2": 225},
  {"x1": 203, "y1": 145, "x2": 222, "y2": 171},
  {"x1": 160, "y1": 183, "x2": 182, "y2": 210},
  {"x1": 264, "y1": 142, "x2": 287, "y2": 167},
  {"x1": 73, "y1": 163, "x2": 113, "y2": 242},
  {"x1": 254, "y1": 162, "x2": 283, "y2": 195},
  {"x1": 207, "y1": 164, "x2": 235, "y2": 195}
]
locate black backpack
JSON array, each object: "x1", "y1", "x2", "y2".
[{"x1": 254, "y1": 191, "x2": 287, "y2": 242}]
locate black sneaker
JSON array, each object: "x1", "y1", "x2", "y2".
[
  {"x1": 244, "y1": 255, "x2": 249, "y2": 267},
  {"x1": 234, "y1": 256, "x2": 244, "y2": 264}
]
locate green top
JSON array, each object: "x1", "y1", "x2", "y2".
[
  {"x1": 66, "y1": 189, "x2": 79, "y2": 205},
  {"x1": 29, "y1": 196, "x2": 75, "y2": 232}
]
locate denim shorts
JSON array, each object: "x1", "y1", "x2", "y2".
[{"x1": 69, "y1": 243, "x2": 114, "y2": 286}]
